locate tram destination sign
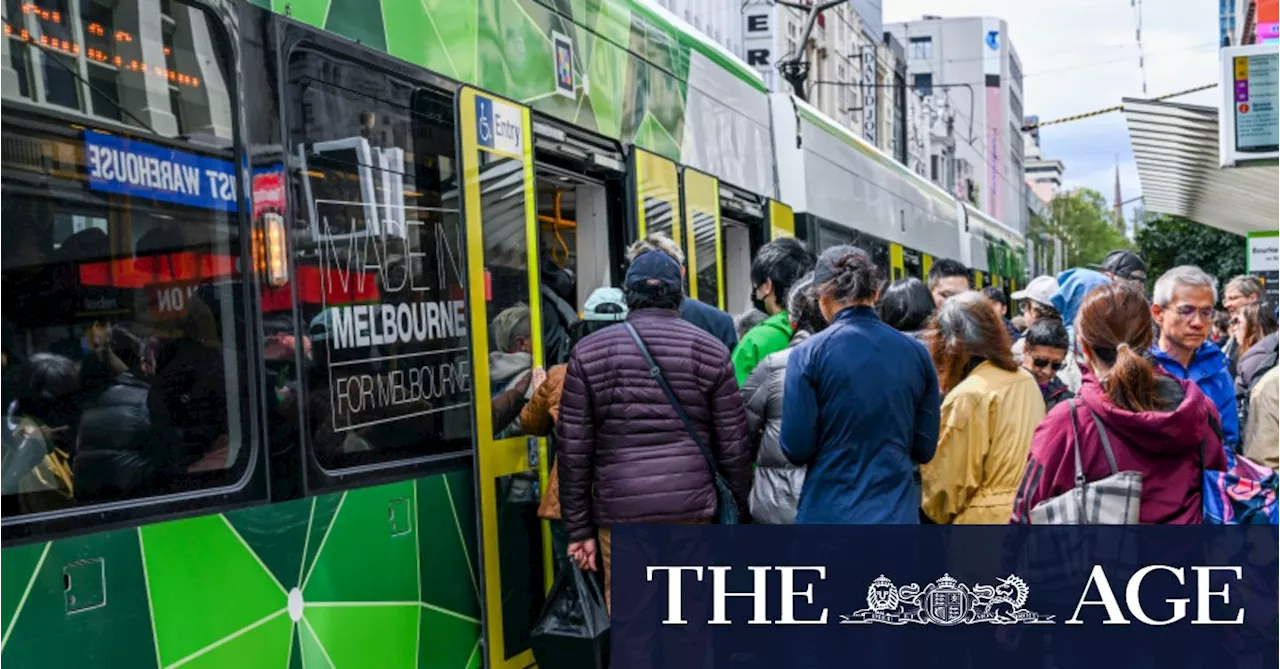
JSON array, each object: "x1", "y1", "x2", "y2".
[
  {"x1": 1220, "y1": 44, "x2": 1280, "y2": 166},
  {"x1": 83, "y1": 130, "x2": 239, "y2": 211}
]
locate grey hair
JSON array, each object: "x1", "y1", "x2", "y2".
[
  {"x1": 492, "y1": 303, "x2": 531, "y2": 352},
  {"x1": 1152, "y1": 266, "x2": 1218, "y2": 307},
  {"x1": 626, "y1": 234, "x2": 685, "y2": 267},
  {"x1": 934, "y1": 291, "x2": 989, "y2": 346},
  {"x1": 787, "y1": 272, "x2": 816, "y2": 315},
  {"x1": 1225, "y1": 274, "x2": 1264, "y2": 300}
]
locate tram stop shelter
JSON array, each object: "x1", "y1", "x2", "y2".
[
  {"x1": 1122, "y1": 96, "x2": 1278, "y2": 236},
  {"x1": 1123, "y1": 45, "x2": 1280, "y2": 236}
]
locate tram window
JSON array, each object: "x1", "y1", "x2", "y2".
[
  {"x1": 478, "y1": 156, "x2": 535, "y2": 441},
  {"x1": 286, "y1": 50, "x2": 471, "y2": 471},
  {"x1": 3, "y1": 0, "x2": 234, "y2": 143},
  {"x1": 0, "y1": 1, "x2": 248, "y2": 519}
]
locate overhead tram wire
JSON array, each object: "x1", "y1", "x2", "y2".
[{"x1": 1020, "y1": 83, "x2": 1218, "y2": 132}]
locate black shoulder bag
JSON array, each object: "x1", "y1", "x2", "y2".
[{"x1": 624, "y1": 322, "x2": 740, "y2": 525}]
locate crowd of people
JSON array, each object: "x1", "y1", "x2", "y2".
[{"x1": 516, "y1": 235, "x2": 1279, "y2": 608}]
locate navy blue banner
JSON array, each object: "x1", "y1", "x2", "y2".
[
  {"x1": 609, "y1": 526, "x2": 1278, "y2": 669},
  {"x1": 84, "y1": 130, "x2": 238, "y2": 212}
]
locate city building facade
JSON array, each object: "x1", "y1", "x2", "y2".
[
  {"x1": 886, "y1": 15, "x2": 1027, "y2": 233},
  {"x1": 656, "y1": 0, "x2": 928, "y2": 176}
]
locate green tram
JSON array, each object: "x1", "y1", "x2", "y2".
[{"x1": 0, "y1": 1, "x2": 1026, "y2": 667}]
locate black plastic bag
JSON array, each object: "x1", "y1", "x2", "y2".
[{"x1": 530, "y1": 561, "x2": 610, "y2": 668}]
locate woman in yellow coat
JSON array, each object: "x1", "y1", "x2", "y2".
[{"x1": 922, "y1": 291, "x2": 1045, "y2": 524}]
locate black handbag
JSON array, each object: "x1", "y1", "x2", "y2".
[
  {"x1": 624, "y1": 322, "x2": 740, "y2": 525},
  {"x1": 530, "y1": 561, "x2": 610, "y2": 668}
]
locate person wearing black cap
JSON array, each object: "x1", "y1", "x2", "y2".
[
  {"x1": 779, "y1": 245, "x2": 941, "y2": 524},
  {"x1": 1094, "y1": 249, "x2": 1148, "y2": 294},
  {"x1": 626, "y1": 235, "x2": 738, "y2": 352},
  {"x1": 556, "y1": 250, "x2": 751, "y2": 611}
]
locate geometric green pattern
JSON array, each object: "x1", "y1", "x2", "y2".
[
  {"x1": 252, "y1": 0, "x2": 768, "y2": 163},
  {"x1": 1, "y1": 472, "x2": 480, "y2": 668}
]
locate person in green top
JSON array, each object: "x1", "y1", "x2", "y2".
[{"x1": 733, "y1": 237, "x2": 815, "y2": 385}]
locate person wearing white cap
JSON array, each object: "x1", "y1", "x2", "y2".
[{"x1": 1010, "y1": 275, "x2": 1083, "y2": 393}]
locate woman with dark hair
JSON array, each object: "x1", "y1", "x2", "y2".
[
  {"x1": 1229, "y1": 301, "x2": 1278, "y2": 361},
  {"x1": 780, "y1": 246, "x2": 941, "y2": 524},
  {"x1": 877, "y1": 277, "x2": 934, "y2": 339},
  {"x1": 1011, "y1": 284, "x2": 1228, "y2": 524},
  {"x1": 741, "y1": 274, "x2": 827, "y2": 523},
  {"x1": 921, "y1": 292, "x2": 1044, "y2": 524},
  {"x1": 1234, "y1": 301, "x2": 1278, "y2": 460}
]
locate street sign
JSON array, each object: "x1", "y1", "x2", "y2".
[{"x1": 1220, "y1": 44, "x2": 1280, "y2": 166}]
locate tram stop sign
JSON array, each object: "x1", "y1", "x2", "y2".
[{"x1": 1220, "y1": 44, "x2": 1280, "y2": 166}]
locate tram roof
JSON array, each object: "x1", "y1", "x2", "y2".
[{"x1": 1123, "y1": 97, "x2": 1278, "y2": 236}]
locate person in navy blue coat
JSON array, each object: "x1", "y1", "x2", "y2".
[{"x1": 781, "y1": 245, "x2": 941, "y2": 524}]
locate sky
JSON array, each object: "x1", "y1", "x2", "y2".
[{"x1": 883, "y1": 0, "x2": 1221, "y2": 226}]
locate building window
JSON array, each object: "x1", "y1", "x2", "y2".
[
  {"x1": 909, "y1": 36, "x2": 932, "y2": 60},
  {"x1": 913, "y1": 72, "x2": 933, "y2": 97},
  {"x1": 931, "y1": 155, "x2": 940, "y2": 182}
]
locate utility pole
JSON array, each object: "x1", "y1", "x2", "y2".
[{"x1": 775, "y1": 0, "x2": 847, "y2": 101}]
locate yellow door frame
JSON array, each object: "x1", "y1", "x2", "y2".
[{"x1": 456, "y1": 85, "x2": 551, "y2": 669}]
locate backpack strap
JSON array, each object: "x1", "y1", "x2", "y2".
[{"x1": 1067, "y1": 399, "x2": 1086, "y2": 487}]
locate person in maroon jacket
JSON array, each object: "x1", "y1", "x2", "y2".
[
  {"x1": 1011, "y1": 283, "x2": 1228, "y2": 524},
  {"x1": 555, "y1": 250, "x2": 752, "y2": 609}
]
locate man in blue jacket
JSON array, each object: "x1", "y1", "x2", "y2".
[
  {"x1": 779, "y1": 245, "x2": 940, "y2": 524},
  {"x1": 1149, "y1": 266, "x2": 1240, "y2": 450}
]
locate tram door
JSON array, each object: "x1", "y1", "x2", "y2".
[
  {"x1": 768, "y1": 199, "x2": 795, "y2": 239},
  {"x1": 631, "y1": 147, "x2": 682, "y2": 245},
  {"x1": 889, "y1": 243, "x2": 906, "y2": 281},
  {"x1": 456, "y1": 86, "x2": 550, "y2": 669},
  {"x1": 683, "y1": 169, "x2": 726, "y2": 309}
]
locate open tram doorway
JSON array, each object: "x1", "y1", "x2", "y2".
[
  {"x1": 531, "y1": 120, "x2": 628, "y2": 368},
  {"x1": 719, "y1": 183, "x2": 770, "y2": 316}
]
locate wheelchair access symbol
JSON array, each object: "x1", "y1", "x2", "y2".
[{"x1": 473, "y1": 94, "x2": 523, "y2": 156}]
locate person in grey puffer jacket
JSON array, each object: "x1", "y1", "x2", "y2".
[{"x1": 741, "y1": 274, "x2": 827, "y2": 523}]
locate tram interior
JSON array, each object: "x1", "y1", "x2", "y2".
[
  {"x1": 536, "y1": 173, "x2": 612, "y2": 312},
  {"x1": 722, "y1": 220, "x2": 752, "y2": 315}
]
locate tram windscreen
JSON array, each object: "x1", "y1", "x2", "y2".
[{"x1": 1, "y1": 0, "x2": 248, "y2": 516}]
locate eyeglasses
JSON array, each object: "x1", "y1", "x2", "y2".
[
  {"x1": 1032, "y1": 358, "x2": 1064, "y2": 371},
  {"x1": 1173, "y1": 306, "x2": 1215, "y2": 321}
]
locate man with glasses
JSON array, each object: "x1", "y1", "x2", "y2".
[{"x1": 1150, "y1": 266, "x2": 1240, "y2": 450}]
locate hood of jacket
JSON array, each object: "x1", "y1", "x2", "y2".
[
  {"x1": 1052, "y1": 268, "x2": 1111, "y2": 328},
  {"x1": 1075, "y1": 367, "x2": 1208, "y2": 456},
  {"x1": 788, "y1": 329, "x2": 812, "y2": 348},
  {"x1": 489, "y1": 350, "x2": 531, "y2": 387}
]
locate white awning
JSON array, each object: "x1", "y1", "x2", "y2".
[{"x1": 1122, "y1": 97, "x2": 1278, "y2": 236}]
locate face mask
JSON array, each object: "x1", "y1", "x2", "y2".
[{"x1": 751, "y1": 285, "x2": 769, "y2": 314}]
